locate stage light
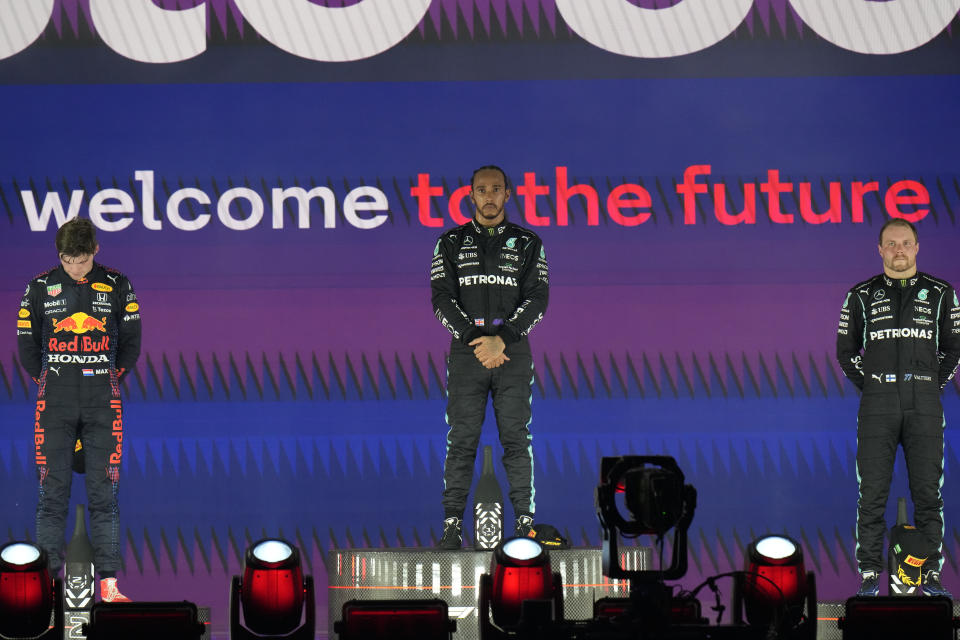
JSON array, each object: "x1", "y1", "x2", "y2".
[
  {"x1": 84, "y1": 601, "x2": 204, "y2": 640},
  {"x1": 0, "y1": 541, "x2": 63, "y2": 640},
  {"x1": 741, "y1": 534, "x2": 815, "y2": 632},
  {"x1": 839, "y1": 596, "x2": 955, "y2": 640},
  {"x1": 478, "y1": 536, "x2": 563, "y2": 638},
  {"x1": 595, "y1": 455, "x2": 696, "y2": 581},
  {"x1": 334, "y1": 599, "x2": 455, "y2": 640},
  {"x1": 230, "y1": 538, "x2": 315, "y2": 640}
]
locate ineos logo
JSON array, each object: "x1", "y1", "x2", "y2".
[{"x1": 0, "y1": 0, "x2": 957, "y2": 63}]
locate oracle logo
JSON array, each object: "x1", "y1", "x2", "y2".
[{"x1": 0, "y1": 0, "x2": 957, "y2": 64}]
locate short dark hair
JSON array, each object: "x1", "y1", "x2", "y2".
[
  {"x1": 878, "y1": 218, "x2": 918, "y2": 245},
  {"x1": 56, "y1": 218, "x2": 98, "y2": 256},
  {"x1": 471, "y1": 165, "x2": 510, "y2": 190}
]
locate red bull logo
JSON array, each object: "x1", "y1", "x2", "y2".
[
  {"x1": 109, "y1": 399, "x2": 123, "y2": 464},
  {"x1": 34, "y1": 400, "x2": 46, "y2": 465},
  {"x1": 48, "y1": 335, "x2": 110, "y2": 353},
  {"x1": 52, "y1": 312, "x2": 107, "y2": 334}
]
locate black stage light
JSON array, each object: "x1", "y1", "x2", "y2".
[
  {"x1": 230, "y1": 538, "x2": 315, "y2": 640},
  {"x1": 595, "y1": 455, "x2": 696, "y2": 581},
  {"x1": 838, "y1": 596, "x2": 956, "y2": 640},
  {"x1": 478, "y1": 537, "x2": 563, "y2": 639},
  {"x1": 334, "y1": 598, "x2": 455, "y2": 640},
  {"x1": 0, "y1": 542, "x2": 63, "y2": 640},
  {"x1": 84, "y1": 601, "x2": 204, "y2": 640}
]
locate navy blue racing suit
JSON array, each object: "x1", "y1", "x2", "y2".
[{"x1": 18, "y1": 263, "x2": 141, "y2": 575}]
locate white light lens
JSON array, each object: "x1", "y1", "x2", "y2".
[
  {"x1": 755, "y1": 536, "x2": 796, "y2": 560},
  {"x1": 502, "y1": 538, "x2": 542, "y2": 561},
  {"x1": 1, "y1": 543, "x2": 41, "y2": 566},
  {"x1": 252, "y1": 540, "x2": 293, "y2": 563}
]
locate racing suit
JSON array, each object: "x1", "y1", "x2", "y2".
[
  {"x1": 17, "y1": 263, "x2": 141, "y2": 574},
  {"x1": 837, "y1": 272, "x2": 960, "y2": 574},
  {"x1": 431, "y1": 218, "x2": 549, "y2": 518}
]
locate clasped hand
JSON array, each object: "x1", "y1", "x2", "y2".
[{"x1": 469, "y1": 335, "x2": 509, "y2": 369}]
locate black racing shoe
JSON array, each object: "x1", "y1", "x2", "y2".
[
  {"x1": 922, "y1": 571, "x2": 953, "y2": 598},
  {"x1": 856, "y1": 570, "x2": 880, "y2": 597},
  {"x1": 514, "y1": 515, "x2": 534, "y2": 538},
  {"x1": 437, "y1": 517, "x2": 462, "y2": 550}
]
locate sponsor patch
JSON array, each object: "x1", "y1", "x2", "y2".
[
  {"x1": 917, "y1": 288, "x2": 928, "y2": 301},
  {"x1": 17, "y1": 320, "x2": 30, "y2": 328},
  {"x1": 125, "y1": 302, "x2": 139, "y2": 312},
  {"x1": 458, "y1": 275, "x2": 518, "y2": 287},
  {"x1": 18, "y1": 308, "x2": 29, "y2": 318},
  {"x1": 904, "y1": 555, "x2": 926, "y2": 568},
  {"x1": 52, "y1": 313, "x2": 106, "y2": 334},
  {"x1": 47, "y1": 354, "x2": 109, "y2": 364},
  {"x1": 91, "y1": 282, "x2": 113, "y2": 292},
  {"x1": 46, "y1": 284, "x2": 62, "y2": 297}
]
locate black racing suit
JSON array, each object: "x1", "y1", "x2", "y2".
[
  {"x1": 837, "y1": 272, "x2": 960, "y2": 574},
  {"x1": 18, "y1": 263, "x2": 141, "y2": 575},
  {"x1": 431, "y1": 218, "x2": 549, "y2": 518}
]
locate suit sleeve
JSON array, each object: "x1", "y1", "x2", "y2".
[
  {"x1": 836, "y1": 288, "x2": 864, "y2": 391},
  {"x1": 17, "y1": 282, "x2": 42, "y2": 379},
  {"x1": 116, "y1": 276, "x2": 141, "y2": 371},
  {"x1": 430, "y1": 234, "x2": 481, "y2": 345},
  {"x1": 499, "y1": 235, "x2": 549, "y2": 345},
  {"x1": 937, "y1": 285, "x2": 960, "y2": 390}
]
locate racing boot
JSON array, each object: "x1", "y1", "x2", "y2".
[
  {"x1": 438, "y1": 517, "x2": 462, "y2": 550},
  {"x1": 514, "y1": 514, "x2": 534, "y2": 538},
  {"x1": 856, "y1": 570, "x2": 880, "y2": 597},
  {"x1": 922, "y1": 570, "x2": 953, "y2": 598},
  {"x1": 100, "y1": 577, "x2": 132, "y2": 603}
]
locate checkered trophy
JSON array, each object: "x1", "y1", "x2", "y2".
[
  {"x1": 888, "y1": 497, "x2": 926, "y2": 595},
  {"x1": 64, "y1": 504, "x2": 95, "y2": 638},
  {"x1": 473, "y1": 446, "x2": 504, "y2": 550}
]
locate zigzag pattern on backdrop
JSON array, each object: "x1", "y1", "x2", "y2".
[
  {"x1": 34, "y1": 1, "x2": 960, "y2": 45},
  {"x1": 2, "y1": 423, "x2": 957, "y2": 601},
  {"x1": 4, "y1": 350, "x2": 957, "y2": 403},
  {"x1": 4, "y1": 174, "x2": 960, "y2": 228},
  {"x1": 2, "y1": 431, "x2": 957, "y2": 532}
]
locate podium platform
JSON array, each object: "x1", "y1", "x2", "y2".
[{"x1": 325, "y1": 546, "x2": 652, "y2": 640}]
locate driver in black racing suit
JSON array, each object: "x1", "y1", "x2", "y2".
[
  {"x1": 431, "y1": 165, "x2": 549, "y2": 549},
  {"x1": 837, "y1": 218, "x2": 960, "y2": 597}
]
